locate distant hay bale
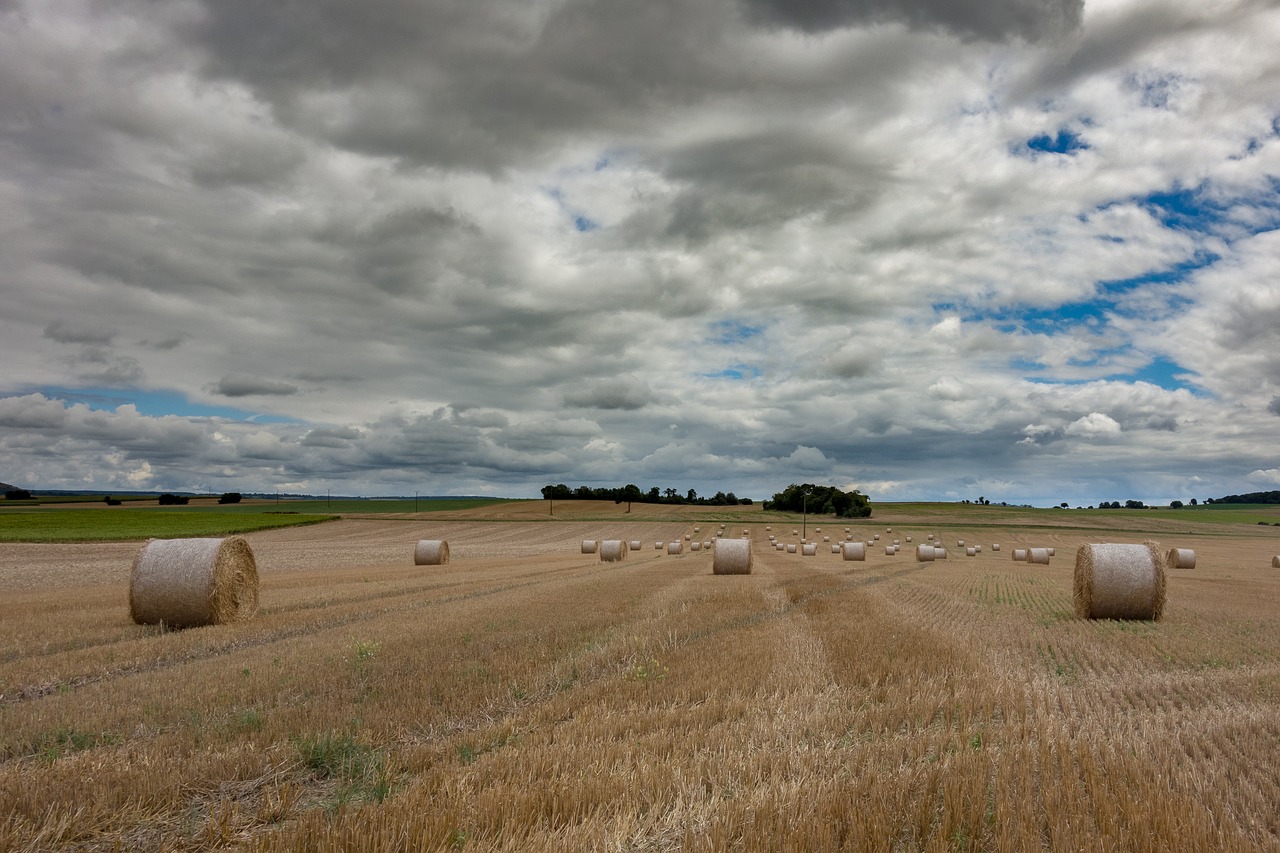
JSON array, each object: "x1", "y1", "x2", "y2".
[
  {"x1": 823, "y1": 536, "x2": 830, "y2": 542},
  {"x1": 927, "y1": 534, "x2": 934, "y2": 540},
  {"x1": 667, "y1": 542, "x2": 683, "y2": 555},
  {"x1": 713, "y1": 538, "x2": 752, "y2": 574},
  {"x1": 915, "y1": 544, "x2": 935, "y2": 562},
  {"x1": 831, "y1": 544, "x2": 841, "y2": 553},
  {"x1": 1167, "y1": 548, "x2": 1196, "y2": 569},
  {"x1": 743, "y1": 529, "x2": 750, "y2": 536},
  {"x1": 786, "y1": 544, "x2": 797, "y2": 553},
  {"x1": 892, "y1": 539, "x2": 899, "y2": 545},
  {"x1": 966, "y1": 547, "x2": 976, "y2": 557},
  {"x1": 629, "y1": 540, "x2": 643, "y2": 551},
  {"x1": 655, "y1": 541, "x2": 664, "y2": 550},
  {"x1": 1048, "y1": 548, "x2": 1056, "y2": 557},
  {"x1": 766, "y1": 526, "x2": 772, "y2": 531},
  {"x1": 413, "y1": 540, "x2": 450, "y2": 565},
  {"x1": 934, "y1": 547, "x2": 947, "y2": 560},
  {"x1": 802, "y1": 543, "x2": 817, "y2": 556},
  {"x1": 992, "y1": 544, "x2": 1000, "y2": 551},
  {"x1": 1028, "y1": 548, "x2": 1051, "y2": 565},
  {"x1": 1273, "y1": 555, "x2": 1280, "y2": 568},
  {"x1": 600, "y1": 540, "x2": 629, "y2": 562},
  {"x1": 690, "y1": 541, "x2": 702, "y2": 552},
  {"x1": 1012, "y1": 548, "x2": 1027, "y2": 561},
  {"x1": 885, "y1": 545, "x2": 895, "y2": 556},
  {"x1": 776, "y1": 543, "x2": 785, "y2": 551},
  {"x1": 905, "y1": 536, "x2": 913, "y2": 543},
  {"x1": 957, "y1": 539, "x2": 965, "y2": 547},
  {"x1": 581, "y1": 540, "x2": 598, "y2": 554},
  {"x1": 845, "y1": 534, "x2": 853, "y2": 541},
  {"x1": 975, "y1": 545, "x2": 982, "y2": 553},
  {"x1": 129, "y1": 536, "x2": 258, "y2": 628},
  {"x1": 1074, "y1": 542, "x2": 1166, "y2": 620},
  {"x1": 873, "y1": 534, "x2": 880, "y2": 540},
  {"x1": 684, "y1": 534, "x2": 691, "y2": 541},
  {"x1": 843, "y1": 542, "x2": 866, "y2": 561}
]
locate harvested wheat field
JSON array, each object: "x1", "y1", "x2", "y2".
[{"x1": 3, "y1": 501, "x2": 1280, "y2": 851}]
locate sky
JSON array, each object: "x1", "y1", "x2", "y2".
[{"x1": 2, "y1": 0, "x2": 1279, "y2": 506}]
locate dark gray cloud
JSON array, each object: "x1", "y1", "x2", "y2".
[
  {"x1": 741, "y1": 0, "x2": 1082, "y2": 41},
  {"x1": 210, "y1": 375, "x2": 300, "y2": 397},
  {"x1": 44, "y1": 320, "x2": 116, "y2": 345}
]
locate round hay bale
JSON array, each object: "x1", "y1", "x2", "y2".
[
  {"x1": 694, "y1": 527, "x2": 701, "y2": 533},
  {"x1": 629, "y1": 540, "x2": 643, "y2": 551},
  {"x1": 129, "y1": 537, "x2": 258, "y2": 628},
  {"x1": 915, "y1": 544, "x2": 935, "y2": 562},
  {"x1": 1028, "y1": 548, "x2": 1051, "y2": 565},
  {"x1": 957, "y1": 539, "x2": 965, "y2": 547},
  {"x1": 413, "y1": 540, "x2": 450, "y2": 565},
  {"x1": 845, "y1": 534, "x2": 853, "y2": 541},
  {"x1": 975, "y1": 545, "x2": 982, "y2": 553},
  {"x1": 1012, "y1": 548, "x2": 1028, "y2": 561},
  {"x1": 965, "y1": 547, "x2": 976, "y2": 557},
  {"x1": 885, "y1": 545, "x2": 895, "y2": 556},
  {"x1": 786, "y1": 543, "x2": 797, "y2": 554},
  {"x1": 712, "y1": 538, "x2": 752, "y2": 574},
  {"x1": 927, "y1": 534, "x2": 934, "y2": 541},
  {"x1": 1167, "y1": 548, "x2": 1196, "y2": 569},
  {"x1": 684, "y1": 534, "x2": 691, "y2": 541},
  {"x1": 1272, "y1": 555, "x2": 1280, "y2": 568},
  {"x1": 600, "y1": 540, "x2": 629, "y2": 562},
  {"x1": 905, "y1": 536, "x2": 913, "y2": 543},
  {"x1": 843, "y1": 542, "x2": 866, "y2": 561},
  {"x1": 581, "y1": 540, "x2": 598, "y2": 554},
  {"x1": 934, "y1": 547, "x2": 948, "y2": 560},
  {"x1": 690, "y1": 541, "x2": 702, "y2": 552},
  {"x1": 823, "y1": 536, "x2": 830, "y2": 543},
  {"x1": 743, "y1": 529, "x2": 750, "y2": 536},
  {"x1": 667, "y1": 541, "x2": 683, "y2": 555},
  {"x1": 892, "y1": 539, "x2": 900, "y2": 545},
  {"x1": 815, "y1": 527, "x2": 821, "y2": 533},
  {"x1": 992, "y1": 543, "x2": 1000, "y2": 551},
  {"x1": 802, "y1": 543, "x2": 817, "y2": 556},
  {"x1": 1074, "y1": 542, "x2": 1166, "y2": 620},
  {"x1": 831, "y1": 544, "x2": 842, "y2": 553},
  {"x1": 655, "y1": 541, "x2": 664, "y2": 550},
  {"x1": 873, "y1": 534, "x2": 880, "y2": 540},
  {"x1": 1048, "y1": 547, "x2": 1056, "y2": 557},
  {"x1": 776, "y1": 543, "x2": 785, "y2": 551}
]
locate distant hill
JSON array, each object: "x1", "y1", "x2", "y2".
[{"x1": 1, "y1": 481, "x2": 19, "y2": 493}]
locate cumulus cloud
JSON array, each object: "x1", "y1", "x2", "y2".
[{"x1": 0, "y1": 0, "x2": 1277, "y2": 506}]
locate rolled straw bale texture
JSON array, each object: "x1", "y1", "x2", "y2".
[
  {"x1": 957, "y1": 539, "x2": 965, "y2": 547},
  {"x1": 975, "y1": 545, "x2": 982, "y2": 553},
  {"x1": 823, "y1": 536, "x2": 830, "y2": 543},
  {"x1": 1028, "y1": 548, "x2": 1051, "y2": 565},
  {"x1": 885, "y1": 545, "x2": 895, "y2": 556},
  {"x1": 786, "y1": 544, "x2": 798, "y2": 553},
  {"x1": 130, "y1": 537, "x2": 258, "y2": 628},
  {"x1": 413, "y1": 540, "x2": 450, "y2": 565},
  {"x1": 690, "y1": 541, "x2": 702, "y2": 552},
  {"x1": 667, "y1": 542, "x2": 683, "y2": 555},
  {"x1": 1048, "y1": 548, "x2": 1056, "y2": 557},
  {"x1": 1167, "y1": 548, "x2": 1197, "y2": 569},
  {"x1": 802, "y1": 543, "x2": 817, "y2": 556},
  {"x1": 966, "y1": 547, "x2": 976, "y2": 557},
  {"x1": 776, "y1": 543, "x2": 785, "y2": 551},
  {"x1": 992, "y1": 544, "x2": 1000, "y2": 551},
  {"x1": 655, "y1": 542, "x2": 664, "y2": 550},
  {"x1": 916, "y1": 544, "x2": 935, "y2": 562},
  {"x1": 600, "y1": 540, "x2": 628, "y2": 562},
  {"x1": 712, "y1": 538, "x2": 752, "y2": 574},
  {"x1": 1273, "y1": 556, "x2": 1280, "y2": 568},
  {"x1": 906, "y1": 536, "x2": 913, "y2": 543},
  {"x1": 934, "y1": 547, "x2": 948, "y2": 560},
  {"x1": 1074, "y1": 542, "x2": 1166, "y2": 620},
  {"x1": 843, "y1": 541, "x2": 866, "y2": 561},
  {"x1": 581, "y1": 540, "x2": 598, "y2": 554},
  {"x1": 629, "y1": 540, "x2": 643, "y2": 552},
  {"x1": 832, "y1": 545, "x2": 841, "y2": 553},
  {"x1": 1012, "y1": 549, "x2": 1028, "y2": 561}
]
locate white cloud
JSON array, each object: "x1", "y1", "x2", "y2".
[{"x1": 1065, "y1": 412, "x2": 1123, "y2": 437}]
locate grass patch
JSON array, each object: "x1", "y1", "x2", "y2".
[
  {"x1": 0, "y1": 509, "x2": 338, "y2": 542},
  {"x1": 295, "y1": 732, "x2": 392, "y2": 807}
]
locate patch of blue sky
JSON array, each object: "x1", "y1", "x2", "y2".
[
  {"x1": 709, "y1": 320, "x2": 764, "y2": 345},
  {"x1": 1119, "y1": 356, "x2": 1204, "y2": 393},
  {"x1": 1097, "y1": 253, "x2": 1219, "y2": 297},
  {"x1": 20, "y1": 386, "x2": 302, "y2": 423},
  {"x1": 572, "y1": 214, "x2": 599, "y2": 232},
  {"x1": 1024, "y1": 128, "x2": 1089, "y2": 155},
  {"x1": 952, "y1": 301, "x2": 1109, "y2": 335},
  {"x1": 699, "y1": 365, "x2": 762, "y2": 381}
]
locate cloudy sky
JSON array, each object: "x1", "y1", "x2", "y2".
[{"x1": 2, "y1": 0, "x2": 1278, "y2": 506}]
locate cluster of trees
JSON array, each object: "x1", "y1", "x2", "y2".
[
  {"x1": 218, "y1": 492, "x2": 243, "y2": 504},
  {"x1": 762, "y1": 484, "x2": 872, "y2": 518},
  {"x1": 540, "y1": 484, "x2": 752, "y2": 511},
  {"x1": 158, "y1": 493, "x2": 190, "y2": 505},
  {"x1": 1213, "y1": 490, "x2": 1280, "y2": 504},
  {"x1": 4, "y1": 489, "x2": 33, "y2": 500}
]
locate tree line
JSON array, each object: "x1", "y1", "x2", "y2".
[{"x1": 540, "y1": 484, "x2": 753, "y2": 509}]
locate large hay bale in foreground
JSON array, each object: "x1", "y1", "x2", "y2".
[
  {"x1": 413, "y1": 540, "x2": 450, "y2": 565},
  {"x1": 916, "y1": 544, "x2": 935, "y2": 562},
  {"x1": 130, "y1": 537, "x2": 258, "y2": 628},
  {"x1": 1074, "y1": 542, "x2": 1166, "y2": 620},
  {"x1": 600, "y1": 540, "x2": 629, "y2": 562},
  {"x1": 843, "y1": 541, "x2": 866, "y2": 561},
  {"x1": 581, "y1": 540, "x2": 598, "y2": 554},
  {"x1": 1167, "y1": 548, "x2": 1196, "y2": 569},
  {"x1": 713, "y1": 538, "x2": 752, "y2": 575},
  {"x1": 1028, "y1": 548, "x2": 1051, "y2": 565}
]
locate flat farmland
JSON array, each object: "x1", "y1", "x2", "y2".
[{"x1": 2, "y1": 503, "x2": 1280, "y2": 851}]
